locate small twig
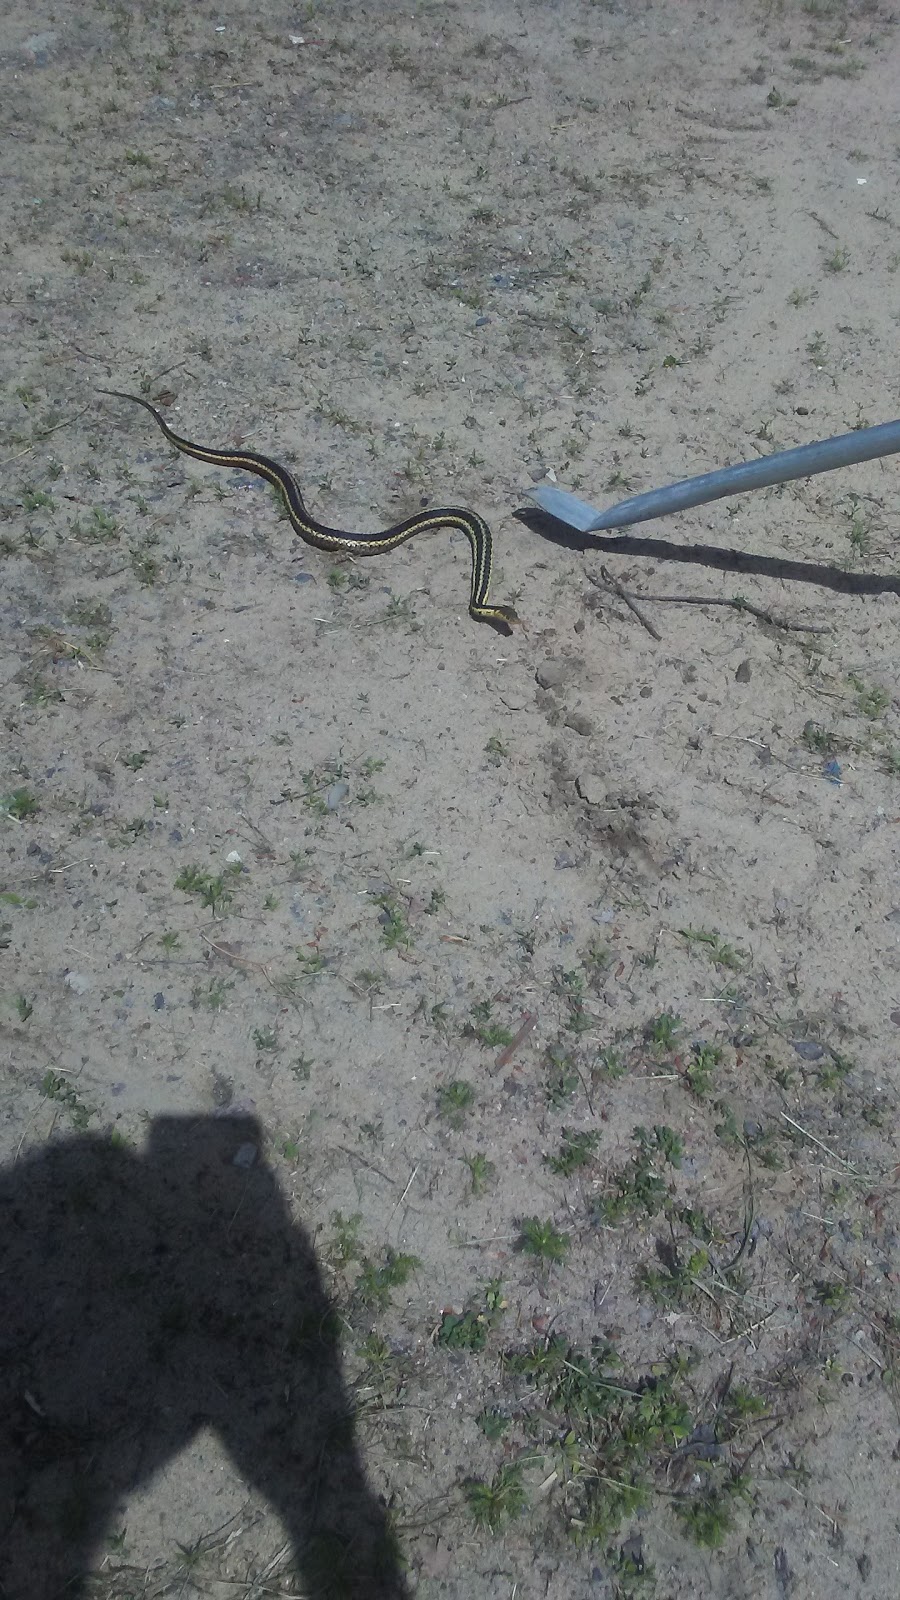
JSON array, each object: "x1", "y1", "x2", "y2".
[
  {"x1": 588, "y1": 567, "x2": 662, "y2": 640},
  {"x1": 494, "y1": 1011, "x2": 536, "y2": 1070},
  {"x1": 600, "y1": 581, "x2": 831, "y2": 634},
  {"x1": 779, "y1": 1111, "x2": 864, "y2": 1175}
]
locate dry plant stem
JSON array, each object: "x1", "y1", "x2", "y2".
[
  {"x1": 494, "y1": 1011, "x2": 537, "y2": 1069},
  {"x1": 590, "y1": 567, "x2": 662, "y2": 640},
  {"x1": 590, "y1": 570, "x2": 832, "y2": 635}
]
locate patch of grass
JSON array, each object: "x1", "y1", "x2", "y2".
[
  {"x1": 685, "y1": 1043, "x2": 723, "y2": 1096},
  {"x1": 71, "y1": 507, "x2": 118, "y2": 544},
  {"x1": 463, "y1": 1461, "x2": 527, "y2": 1532},
  {"x1": 120, "y1": 749, "x2": 151, "y2": 771},
  {"x1": 847, "y1": 671, "x2": 890, "y2": 720},
  {"x1": 679, "y1": 928, "x2": 748, "y2": 972},
  {"x1": 674, "y1": 1472, "x2": 749, "y2": 1548},
  {"x1": 517, "y1": 1216, "x2": 570, "y2": 1263},
  {"x1": 464, "y1": 1151, "x2": 496, "y2": 1195},
  {"x1": 190, "y1": 977, "x2": 233, "y2": 1011},
  {"x1": 355, "y1": 1248, "x2": 420, "y2": 1310},
  {"x1": 374, "y1": 891, "x2": 413, "y2": 951},
  {"x1": 647, "y1": 1012, "x2": 681, "y2": 1051},
  {"x1": 1, "y1": 787, "x2": 39, "y2": 821},
  {"x1": 545, "y1": 1045, "x2": 580, "y2": 1108},
  {"x1": 506, "y1": 1337, "x2": 698, "y2": 1541},
  {"x1": 823, "y1": 246, "x2": 850, "y2": 273},
  {"x1": 437, "y1": 1079, "x2": 475, "y2": 1128},
  {"x1": 329, "y1": 1211, "x2": 363, "y2": 1266},
  {"x1": 813, "y1": 1278, "x2": 851, "y2": 1311},
  {"x1": 252, "y1": 1026, "x2": 278, "y2": 1051},
  {"x1": 594, "y1": 1126, "x2": 682, "y2": 1225},
  {"x1": 437, "y1": 1281, "x2": 506, "y2": 1352},
  {"x1": 295, "y1": 948, "x2": 327, "y2": 976},
  {"x1": 476, "y1": 1407, "x2": 510, "y2": 1440},
  {"x1": 545, "y1": 1128, "x2": 600, "y2": 1176},
  {"x1": 468, "y1": 999, "x2": 514, "y2": 1049},
  {"x1": 174, "y1": 865, "x2": 235, "y2": 914},
  {"x1": 40, "y1": 1070, "x2": 94, "y2": 1130}
]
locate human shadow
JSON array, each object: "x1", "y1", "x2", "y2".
[
  {"x1": 515, "y1": 505, "x2": 900, "y2": 597},
  {"x1": 0, "y1": 1116, "x2": 409, "y2": 1600}
]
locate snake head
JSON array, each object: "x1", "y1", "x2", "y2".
[{"x1": 478, "y1": 604, "x2": 520, "y2": 635}]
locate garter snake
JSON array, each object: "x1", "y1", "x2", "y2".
[{"x1": 98, "y1": 390, "x2": 519, "y2": 633}]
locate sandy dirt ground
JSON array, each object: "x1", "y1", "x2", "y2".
[{"x1": 2, "y1": 2, "x2": 900, "y2": 1597}]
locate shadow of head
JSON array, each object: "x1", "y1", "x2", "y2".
[{"x1": 0, "y1": 1115, "x2": 407, "y2": 1598}]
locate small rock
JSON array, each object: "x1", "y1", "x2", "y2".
[
  {"x1": 153, "y1": 992, "x2": 166, "y2": 1011},
  {"x1": 554, "y1": 849, "x2": 580, "y2": 870},
  {"x1": 791, "y1": 1039, "x2": 825, "y2": 1061},
  {"x1": 735, "y1": 659, "x2": 752, "y2": 683},
  {"x1": 326, "y1": 780, "x2": 350, "y2": 811},
  {"x1": 232, "y1": 1142, "x2": 258, "y2": 1169},
  {"x1": 576, "y1": 774, "x2": 607, "y2": 807},
  {"x1": 225, "y1": 849, "x2": 243, "y2": 866},
  {"x1": 565, "y1": 711, "x2": 594, "y2": 736},
  {"x1": 64, "y1": 971, "x2": 92, "y2": 995},
  {"x1": 536, "y1": 658, "x2": 570, "y2": 690}
]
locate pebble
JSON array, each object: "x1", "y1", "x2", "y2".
[
  {"x1": 232, "y1": 1142, "x2": 258, "y2": 1168},
  {"x1": 791, "y1": 1039, "x2": 825, "y2": 1061},
  {"x1": 326, "y1": 780, "x2": 349, "y2": 811},
  {"x1": 536, "y1": 658, "x2": 569, "y2": 690},
  {"x1": 576, "y1": 773, "x2": 607, "y2": 807},
  {"x1": 735, "y1": 659, "x2": 752, "y2": 682},
  {"x1": 565, "y1": 711, "x2": 594, "y2": 736}
]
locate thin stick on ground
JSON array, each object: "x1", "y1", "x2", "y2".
[{"x1": 590, "y1": 571, "x2": 832, "y2": 634}]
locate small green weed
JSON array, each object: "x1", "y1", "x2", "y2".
[
  {"x1": 190, "y1": 977, "x2": 233, "y2": 1011},
  {"x1": 468, "y1": 999, "x2": 513, "y2": 1049},
  {"x1": 545, "y1": 1129, "x2": 599, "y2": 1176},
  {"x1": 437, "y1": 1281, "x2": 506, "y2": 1352},
  {"x1": 674, "y1": 1472, "x2": 748, "y2": 1548},
  {"x1": 374, "y1": 892, "x2": 413, "y2": 951},
  {"x1": 545, "y1": 1045, "x2": 580, "y2": 1107},
  {"x1": 476, "y1": 1408, "x2": 510, "y2": 1440},
  {"x1": 847, "y1": 672, "x2": 890, "y2": 720},
  {"x1": 594, "y1": 1126, "x2": 682, "y2": 1225},
  {"x1": 518, "y1": 1216, "x2": 570, "y2": 1263},
  {"x1": 685, "y1": 1044, "x2": 723, "y2": 1096},
  {"x1": 437, "y1": 1079, "x2": 475, "y2": 1128},
  {"x1": 330, "y1": 1211, "x2": 363, "y2": 1266},
  {"x1": 355, "y1": 1249, "x2": 420, "y2": 1310},
  {"x1": 679, "y1": 928, "x2": 747, "y2": 972},
  {"x1": 464, "y1": 1151, "x2": 496, "y2": 1195},
  {"x1": 174, "y1": 865, "x2": 235, "y2": 914},
  {"x1": 463, "y1": 1462, "x2": 527, "y2": 1532},
  {"x1": 647, "y1": 1012, "x2": 681, "y2": 1051},
  {"x1": 40, "y1": 1070, "x2": 94, "y2": 1129},
  {"x1": 1, "y1": 788, "x2": 39, "y2": 821}
]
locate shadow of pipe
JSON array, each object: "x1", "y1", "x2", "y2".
[{"x1": 514, "y1": 506, "x2": 900, "y2": 597}]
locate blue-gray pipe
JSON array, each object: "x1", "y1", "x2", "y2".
[{"x1": 527, "y1": 417, "x2": 900, "y2": 534}]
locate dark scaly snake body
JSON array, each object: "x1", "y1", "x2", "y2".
[{"x1": 98, "y1": 390, "x2": 518, "y2": 633}]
